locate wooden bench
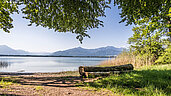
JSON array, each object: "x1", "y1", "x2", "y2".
[{"x1": 79, "y1": 64, "x2": 134, "y2": 78}]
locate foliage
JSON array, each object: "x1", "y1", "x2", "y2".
[
  {"x1": 0, "y1": 0, "x2": 19, "y2": 32},
  {"x1": 1, "y1": 0, "x2": 170, "y2": 43},
  {"x1": 0, "y1": 79, "x2": 13, "y2": 88},
  {"x1": 115, "y1": 0, "x2": 171, "y2": 49},
  {"x1": 156, "y1": 45, "x2": 171, "y2": 64},
  {"x1": 35, "y1": 86, "x2": 43, "y2": 91},
  {"x1": 85, "y1": 64, "x2": 171, "y2": 96},
  {"x1": 124, "y1": 0, "x2": 171, "y2": 64},
  {"x1": 20, "y1": 0, "x2": 112, "y2": 43},
  {"x1": 128, "y1": 16, "x2": 170, "y2": 64},
  {"x1": 114, "y1": 0, "x2": 170, "y2": 25},
  {"x1": 1, "y1": 0, "x2": 111, "y2": 43}
]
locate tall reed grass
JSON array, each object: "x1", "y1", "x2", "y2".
[{"x1": 100, "y1": 51, "x2": 154, "y2": 68}]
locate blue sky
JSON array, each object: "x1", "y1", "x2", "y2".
[{"x1": 0, "y1": 4, "x2": 133, "y2": 52}]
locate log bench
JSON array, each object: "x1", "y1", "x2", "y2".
[{"x1": 79, "y1": 64, "x2": 134, "y2": 78}]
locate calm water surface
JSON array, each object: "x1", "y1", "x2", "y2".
[{"x1": 0, "y1": 57, "x2": 109, "y2": 73}]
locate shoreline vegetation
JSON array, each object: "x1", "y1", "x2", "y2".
[
  {"x1": 88, "y1": 51, "x2": 171, "y2": 96},
  {"x1": 0, "y1": 53, "x2": 170, "y2": 95},
  {"x1": 100, "y1": 51, "x2": 158, "y2": 68}
]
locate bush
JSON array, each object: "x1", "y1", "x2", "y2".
[{"x1": 155, "y1": 46, "x2": 171, "y2": 64}]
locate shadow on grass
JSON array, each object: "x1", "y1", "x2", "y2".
[{"x1": 85, "y1": 69, "x2": 171, "y2": 95}]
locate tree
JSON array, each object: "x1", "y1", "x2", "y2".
[
  {"x1": 114, "y1": 0, "x2": 171, "y2": 40},
  {"x1": 155, "y1": 45, "x2": 171, "y2": 64},
  {"x1": 0, "y1": 0, "x2": 18, "y2": 33},
  {"x1": 1, "y1": 0, "x2": 111, "y2": 43},
  {"x1": 120, "y1": 0, "x2": 171, "y2": 64},
  {"x1": 128, "y1": 16, "x2": 168, "y2": 64},
  {"x1": 0, "y1": 0, "x2": 170, "y2": 42}
]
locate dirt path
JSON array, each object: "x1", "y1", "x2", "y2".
[{"x1": 0, "y1": 72, "x2": 115, "y2": 96}]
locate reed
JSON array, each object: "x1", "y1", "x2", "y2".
[{"x1": 100, "y1": 51, "x2": 154, "y2": 68}]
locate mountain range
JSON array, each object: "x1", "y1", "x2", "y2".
[
  {"x1": 0, "y1": 45, "x2": 49, "y2": 55},
  {"x1": 0, "y1": 45, "x2": 124, "y2": 56},
  {"x1": 52, "y1": 46, "x2": 124, "y2": 56},
  {"x1": 0, "y1": 45, "x2": 30, "y2": 55}
]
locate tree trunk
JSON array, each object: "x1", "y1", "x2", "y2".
[
  {"x1": 79, "y1": 64, "x2": 133, "y2": 75},
  {"x1": 79, "y1": 64, "x2": 134, "y2": 77},
  {"x1": 168, "y1": 18, "x2": 171, "y2": 42}
]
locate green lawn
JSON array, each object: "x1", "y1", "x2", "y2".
[{"x1": 84, "y1": 64, "x2": 171, "y2": 96}]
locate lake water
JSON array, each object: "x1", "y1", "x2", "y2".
[{"x1": 0, "y1": 57, "x2": 109, "y2": 73}]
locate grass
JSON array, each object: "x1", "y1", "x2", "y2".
[
  {"x1": 84, "y1": 64, "x2": 171, "y2": 96},
  {"x1": 0, "y1": 78, "x2": 13, "y2": 88},
  {"x1": 35, "y1": 86, "x2": 43, "y2": 91}
]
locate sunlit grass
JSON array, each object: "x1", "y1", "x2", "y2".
[
  {"x1": 84, "y1": 64, "x2": 171, "y2": 96},
  {"x1": 35, "y1": 86, "x2": 43, "y2": 91},
  {"x1": 0, "y1": 78, "x2": 13, "y2": 88}
]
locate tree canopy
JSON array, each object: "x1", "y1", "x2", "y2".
[
  {"x1": 21, "y1": 0, "x2": 112, "y2": 43},
  {"x1": 0, "y1": 0, "x2": 170, "y2": 42},
  {"x1": 0, "y1": 0, "x2": 18, "y2": 33},
  {"x1": 114, "y1": 0, "x2": 170, "y2": 25},
  {"x1": 115, "y1": 0, "x2": 170, "y2": 41},
  {"x1": 1, "y1": 0, "x2": 111, "y2": 43}
]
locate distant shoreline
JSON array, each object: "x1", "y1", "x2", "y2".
[{"x1": 0, "y1": 55, "x2": 116, "y2": 58}]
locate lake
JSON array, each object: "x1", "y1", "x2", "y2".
[{"x1": 0, "y1": 56, "x2": 109, "y2": 73}]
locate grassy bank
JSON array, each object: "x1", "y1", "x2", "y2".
[{"x1": 84, "y1": 64, "x2": 171, "y2": 96}]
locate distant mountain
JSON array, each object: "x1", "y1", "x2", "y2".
[
  {"x1": 52, "y1": 46, "x2": 124, "y2": 56},
  {"x1": 0, "y1": 45, "x2": 50, "y2": 55},
  {"x1": 0, "y1": 45, "x2": 124, "y2": 56},
  {"x1": 0, "y1": 45, "x2": 30, "y2": 55}
]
